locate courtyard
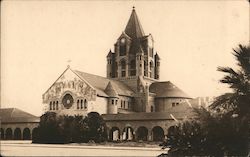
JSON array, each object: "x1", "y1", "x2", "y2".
[{"x1": 0, "y1": 141, "x2": 167, "y2": 156}]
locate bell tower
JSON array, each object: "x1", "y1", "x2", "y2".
[
  {"x1": 106, "y1": 7, "x2": 161, "y2": 112},
  {"x1": 106, "y1": 7, "x2": 160, "y2": 80}
]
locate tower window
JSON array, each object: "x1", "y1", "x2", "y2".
[
  {"x1": 120, "y1": 45, "x2": 126, "y2": 56},
  {"x1": 150, "y1": 61, "x2": 153, "y2": 69},
  {"x1": 122, "y1": 71, "x2": 126, "y2": 77},
  {"x1": 130, "y1": 70, "x2": 136, "y2": 76},
  {"x1": 130, "y1": 60, "x2": 136, "y2": 69},
  {"x1": 121, "y1": 60, "x2": 126, "y2": 70},
  {"x1": 112, "y1": 99, "x2": 114, "y2": 105}
]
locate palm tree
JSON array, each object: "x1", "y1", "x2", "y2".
[{"x1": 210, "y1": 44, "x2": 250, "y2": 118}]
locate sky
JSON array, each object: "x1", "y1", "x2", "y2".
[{"x1": 1, "y1": 1, "x2": 249, "y2": 116}]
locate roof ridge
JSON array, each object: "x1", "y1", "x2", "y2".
[{"x1": 10, "y1": 108, "x2": 15, "y2": 117}]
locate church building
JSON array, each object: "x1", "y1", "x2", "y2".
[{"x1": 42, "y1": 8, "x2": 192, "y2": 141}]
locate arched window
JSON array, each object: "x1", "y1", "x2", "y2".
[
  {"x1": 84, "y1": 99, "x2": 88, "y2": 109},
  {"x1": 150, "y1": 61, "x2": 153, "y2": 70},
  {"x1": 144, "y1": 61, "x2": 147, "y2": 76},
  {"x1": 130, "y1": 60, "x2": 136, "y2": 69},
  {"x1": 130, "y1": 60, "x2": 136, "y2": 76},
  {"x1": 53, "y1": 101, "x2": 55, "y2": 110},
  {"x1": 121, "y1": 60, "x2": 126, "y2": 77},
  {"x1": 77, "y1": 100, "x2": 80, "y2": 109},
  {"x1": 49, "y1": 102, "x2": 52, "y2": 110},
  {"x1": 81, "y1": 99, "x2": 83, "y2": 109},
  {"x1": 121, "y1": 60, "x2": 126, "y2": 70},
  {"x1": 56, "y1": 101, "x2": 58, "y2": 110}
]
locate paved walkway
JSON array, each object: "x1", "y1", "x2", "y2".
[{"x1": 0, "y1": 141, "x2": 167, "y2": 156}]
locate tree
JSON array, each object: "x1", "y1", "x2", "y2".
[
  {"x1": 161, "y1": 44, "x2": 250, "y2": 156},
  {"x1": 33, "y1": 112, "x2": 108, "y2": 144},
  {"x1": 33, "y1": 112, "x2": 65, "y2": 144},
  {"x1": 210, "y1": 44, "x2": 250, "y2": 118},
  {"x1": 82, "y1": 112, "x2": 108, "y2": 143}
]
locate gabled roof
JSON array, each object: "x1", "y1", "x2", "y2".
[
  {"x1": 124, "y1": 8, "x2": 145, "y2": 39},
  {"x1": 149, "y1": 81, "x2": 191, "y2": 99},
  {"x1": 0, "y1": 108, "x2": 39, "y2": 123},
  {"x1": 74, "y1": 70, "x2": 134, "y2": 97}
]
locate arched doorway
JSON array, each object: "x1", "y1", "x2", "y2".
[
  {"x1": 152, "y1": 126, "x2": 164, "y2": 141},
  {"x1": 5, "y1": 128, "x2": 13, "y2": 140},
  {"x1": 122, "y1": 127, "x2": 134, "y2": 141},
  {"x1": 23, "y1": 128, "x2": 31, "y2": 140},
  {"x1": 0, "y1": 128, "x2": 4, "y2": 140},
  {"x1": 14, "y1": 128, "x2": 21, "y2": 140},
  {"x1": 109, "y1": 127, "x2": 120, "y2": 141},
  {"x1": 32, "y1": 127, "x2": 39, "y2": 141},
  {"x1": 136, "y1": 126, "x2": 148, "y2": 141}
]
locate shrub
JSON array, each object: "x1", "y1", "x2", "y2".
[{"x1": 32, "y1": 112, "x2": 108, "y2": 144}]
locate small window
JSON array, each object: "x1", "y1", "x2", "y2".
[
  {"x1": 77, "y1": 100, "x2": 79, "y2": 109},
  {"x1": 84, "y1": 99, "x2": 88, "y2": 109},
  {"x1": 115, "y1": 100, "x2": 118, "y2": 105},
  {"x1": 49, "y1": 102, "x2": 52, "y2": 110},
  {"x1": 81, "y1": 100, "x2": 83, "y2": 109},
  {"x1": 112, "y1": 99, "x2": 114, "y2": 105},
  {"x1": 56, "y1": 101, "x2": 58, "y2": 110},
  {"x1": 172, "y1": 103, "x2": 176, "y2": 107},
  {"x1": 53, "y1": 101, "x2": 55, "y2": 110},
  {"x1": 151, "y1": 106, "x2": 154, "y2": 112}
]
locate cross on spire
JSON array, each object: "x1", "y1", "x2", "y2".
[{"x1": 67, "y1": 59, "x2": 71, "y2": 68}]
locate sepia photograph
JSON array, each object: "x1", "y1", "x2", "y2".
[{"x1": 0, "y1": 0, "x2": 249, "y2": 156}]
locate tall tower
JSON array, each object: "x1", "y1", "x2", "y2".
[
  {"x1": 106, "y1": 7, "x2": 161, "y2": 112},
  {"x1": 106, "y1": 7, "x2": 160, "y2": 80}
]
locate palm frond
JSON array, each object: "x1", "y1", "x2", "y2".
[
  {"x1": 209, "y1": 93, "x2": 238, "y2": 112},
  {"x1": 233, "y1": 44, "x2": 250, "y2": 76}
]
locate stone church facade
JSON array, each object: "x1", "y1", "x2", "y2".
[{"x1": 42, "y1": 8, "x2": 192, "y2": 141}]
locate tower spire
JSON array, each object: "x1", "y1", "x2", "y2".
[{"x1": 124, "y1": 7, "x2": 145, "y2": 39}]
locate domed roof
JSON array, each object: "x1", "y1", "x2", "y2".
[{"x1": 149, "y1": 81, "x2": 191, "y2": 99}]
